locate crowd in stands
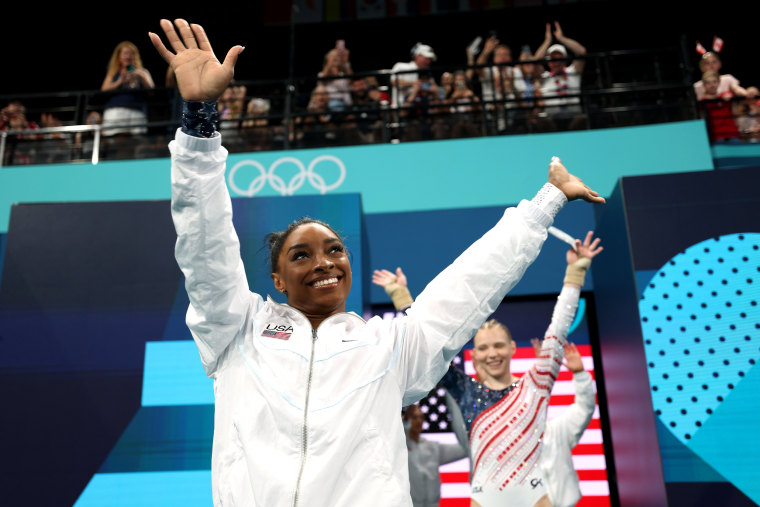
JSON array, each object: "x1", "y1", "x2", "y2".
[
  {"x1": 693, "y1": 38, "x2": 759, "y2": 143},
  {"x1": 2, "y1": 28, "x2": 759, "y2": 165}
]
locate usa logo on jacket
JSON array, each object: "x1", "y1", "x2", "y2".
[{"x1": 261, "y1": 323, "x2": 294, "y2": 340}]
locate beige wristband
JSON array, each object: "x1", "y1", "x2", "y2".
[
  {"x1": 564, "y1": 256, "x2": 592, "y2": 286},
  {"x1": 384, "y1": 282, "x2": 414, "y2": 311}
]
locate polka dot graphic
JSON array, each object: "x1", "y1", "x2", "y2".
[{"x1": 639, "y1": 233, "x2": 760, "y2": 445}]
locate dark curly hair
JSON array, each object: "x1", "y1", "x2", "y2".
[{"x1": 265, "y1": 217, "x2": 345, "y2": 273}]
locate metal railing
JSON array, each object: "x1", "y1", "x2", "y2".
[{"x1": 1, "y1": 44, "x2": 702, "y2": 167}]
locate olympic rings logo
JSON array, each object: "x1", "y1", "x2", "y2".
[{"x1": 227, "y1": 155, "x2": 346, "y2": 196}]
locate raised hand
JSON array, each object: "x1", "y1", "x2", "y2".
[
  {"x1": 567, "y1": 230, "x2": 603, "y2": 265},
  {"x1": 483, "y1": 36, "x2": 499, "y2": 54},
  {"x1": 562, "y1": 342, "x2": 585, "y2": 373},
  {"x1": 530, "y1": 337, "x2": 542, "y2": 358},
  {"x1": 372, "y1": 267, "x2": 407, "y2": 288},
  {"x1": 544, "y1": 23, "x2": 553, "y2": 43},
  {"x1": 553, "y1": 21, "x2": 565, "y2": 40},
  {"x1": 149, "y1": 19, "x2": 244, "y2": 102},
  {"x1": 548, "y1": 156, "x2": 605, "y2": 204}
]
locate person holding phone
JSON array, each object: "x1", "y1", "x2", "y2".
[
  {"x1": 318, "y1": 40, "x2": 353, "y2": 111},
  {"x1": 100, "y1": 41, "x2": 155, "y2": 137}
]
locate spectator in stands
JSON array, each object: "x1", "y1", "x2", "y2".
[
  {"x1": 693, "y1": 50, "x2": 758, "y2": 101},
  {"x1": 100, "y1": 41, "x2": 155, "y2": 137},
  {"x1": 403, "y1": 404, "x2": 468, "y2": 507},
  {"x1": 698, "y1": 70, "x2": 742, "y2": 143},
  {"x1": 218, "y1": 82, "x2": 247, "y2": 129},
  {"x1": 242, "y1": 97, "x2": 270, "y2": 128},
  {"x1": 439, "y1": 71, "x2": 454, "y2": 101},
  {"x1": 241, "y1": 97, "x2": 274, "y2": 151},
  {"x1": 471, "y1": 35, "x2": 516, "y2": 110},
  {"x1": 0, "y1": 100, "x2": 40, "y2": 164},
  {"x1": 348, "y1": 77, "x2": 384, "y2": 143},
  {"x1": 391, "y1": 43, "x2": 438, "y2": 108},
  {"x1": 400, "y1": 69, "x2": 441, "y2": 141},
  {"x1": 318, "y1": 43, "x2": 353, "y2": 111},
  {"x1": 0, "y1": 100, "x2": 39, "y2": 138},
  {"x1": 534, "y1": 22, "x2": 588, "y2": 131},
  {"x1": 297, "y1": 84, "x2": 341, "y2": 147},
  {"x1": 444, "y1": 70, "x2": 481, "y2": 139},
  {"x1": 366, "y1": 76, "x2": 390, "y2": 104},
  {"x1": 40, "y1": 112, "x2": 65, "y2": 140},
  {"x1": 530, "y1": 338, "x2": 596, "y2": 507},
  {"x1": 513, "y1": 47, "x2": 555, "y2": 133},
  {"x1": 35, "y1": 112, "x2": 73, "y2": 163},
  {"x1": 737, "y1": 95, "x2": 760, "y2": 142},
  {"x1": 466, "y1": 35, "x2": 518, "y2": 132},
  {"x1": 216, "y1": 82, "x2": 248, "y2": 151}
]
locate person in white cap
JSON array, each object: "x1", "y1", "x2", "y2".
[
  {"x1": 534, "y1": 21, "x2": 588, "y2": 130},
  {"x1": 391, "y1": 42, "x2": 438, "y2": 107}
]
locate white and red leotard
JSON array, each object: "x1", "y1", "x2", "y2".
[{"x1": 441, "y1": 285, "x2": 580, "y2": 506}]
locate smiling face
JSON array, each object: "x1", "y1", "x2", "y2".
[
  {"x1": 271, "y1": 223, "x2": 352, "y2": 325},
  {"x1": 472, "y1": 325, "x2": 516, "y2": 383}
]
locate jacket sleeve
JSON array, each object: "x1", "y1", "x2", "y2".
[
  {"x1": 170, "y1": 129, "x2": 259, "y2": 377},
  {"x1": 395, "y1": 183, "x2": 567, "y2": 405},
  {"x1": 555, "y1": 370, "x2": 596, "y2": 448}
]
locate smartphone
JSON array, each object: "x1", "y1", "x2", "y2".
[{"x1": 468, "y1": 36, "x2": 483, "y2": 55}]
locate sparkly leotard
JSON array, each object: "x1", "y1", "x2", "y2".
[{"x1": 441, "y1": 286, "x2": 580, "y2": 506}]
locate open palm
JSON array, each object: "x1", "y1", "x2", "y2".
[
  {"x1": 149, "y1": 19, "x2": 243, "y2": 102},
  {"x1": 567, "y1": 230, "x2": 603, "y2": 264}
]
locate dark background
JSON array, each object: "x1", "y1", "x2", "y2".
[{"x1": 2, "y1": 0, "x2": 758, "y2": 97}]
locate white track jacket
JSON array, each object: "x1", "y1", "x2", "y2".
[{"x1": 169, "y1": 129, "x2": 567, "y2": 506}]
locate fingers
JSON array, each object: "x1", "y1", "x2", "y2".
[
  {"x1": 584, "y1": 186, "x2": 606, "y2": 203},
  {"x1": 191, "y1": 23, "x2": 212, "y2": 52},
  {"x1": 580, "y1": 231, "x2": 594, "y2": 251},
  {"x1": 222, "y1": 45, "x2": 245, "y2": 75},
  {"x1": 396, "y1": 267, "x2": 405, "y2": 277},
  {"x1": 176, "y1": 18, "x2": 199, "y2": 50},
  {"x1": 161, "y1": 19, "x2": 187, "y2": 54},
  {"x1": 148, "y1": 31, "x2": 174, "y2": 64}
]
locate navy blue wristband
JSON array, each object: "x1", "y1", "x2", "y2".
[{"x1": 182, "y1": 101, "x2": 219, "y2": 138}]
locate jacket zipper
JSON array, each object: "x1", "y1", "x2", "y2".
[{"x1": 292, "y1": 328, "x2": 318, "y2": 507}]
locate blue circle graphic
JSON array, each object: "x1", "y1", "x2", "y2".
[{"x1": 639, "y1": 233, "x2": 760, "y2": 444}]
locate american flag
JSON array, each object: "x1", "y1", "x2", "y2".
[{"x1": 417, "y1": 345, "x2": 611, "y2": 507}]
